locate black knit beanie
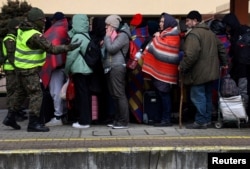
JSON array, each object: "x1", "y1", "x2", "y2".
[
  {"x1": 27, "y1": 7, "x2": 45, "y2": 22},
  {"x1": 186, "y1": 10, "x2": 202, "y2": 22}
]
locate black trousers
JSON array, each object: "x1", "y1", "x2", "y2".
[{"x1": 72, "y1": 73, "x2": 91, "y2": 125}]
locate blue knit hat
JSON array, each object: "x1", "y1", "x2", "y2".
[{"x1": 51, "y1": 12, "x2": 65, "y2": 21}]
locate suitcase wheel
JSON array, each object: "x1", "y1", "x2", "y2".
[{"x1": 214, "y1": 121, "x2": 223, "y2": 129}]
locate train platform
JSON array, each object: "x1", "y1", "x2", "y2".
[
  {"x1": 0, "y1": 109, "x2": 250, "y2": 169},
  {"x1": 1, "y1": 108, "x2": 250, "y2": 150}
]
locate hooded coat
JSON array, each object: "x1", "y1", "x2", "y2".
[
  {"x1": 222, "y1": 13, "x2": 249, "y2": 78},
  {"x1": 65, "y1": 14, "x2": 92, "y2": 75}
]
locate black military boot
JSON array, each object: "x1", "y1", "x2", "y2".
[
  {"x1": 2, "y1": 110, "x2": 21, "y2": 130},
  {"x1": 15, "y1": 110, "x2": 28, "y2": 122},
  {"x1": 27, "y1": 115, "x2": 50, "y2": 132}
]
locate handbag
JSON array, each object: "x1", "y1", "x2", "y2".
[
  {"x1": 66, "y1": 77, "x2": 75, "y2": 101},
  {"x1": 126, "y1": 58, "x2": 138, "y2": 70}
]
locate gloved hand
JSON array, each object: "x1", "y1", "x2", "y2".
[{"x1": 67, "y1": 39, "x2": 82, "y2": 51}]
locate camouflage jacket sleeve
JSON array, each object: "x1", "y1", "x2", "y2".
[
  {"x1": 4, "y1": 38, "x2": 16, "y2": 65},
  {"x1": 26, "y1": 33, "x2": 71, "y2": 54}
]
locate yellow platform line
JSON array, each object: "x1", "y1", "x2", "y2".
[
  {"x1": 1, "y1": 146, "x2": 250, "y2": 155},
  {"x1": 1, "y1": 135, "x2": 250, "y2": 142}
]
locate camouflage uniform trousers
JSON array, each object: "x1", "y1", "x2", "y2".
[
  {"x1": 5, "y1": 70, "x2": 27, "y2": 112},
  {"x1": 15, "y1": 68, "x2": 42, "y2": 117}
]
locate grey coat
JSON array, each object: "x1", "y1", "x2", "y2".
[
  {"x1": 103, "y1": 23, "x2": 131, "y2": 69},
  {"x1": 179, "y1": 22, "x2": 227, "y2": 85}
]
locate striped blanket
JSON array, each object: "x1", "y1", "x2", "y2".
[{"x1": 142, "y1": 27, "x2": 180, "y2": 84}]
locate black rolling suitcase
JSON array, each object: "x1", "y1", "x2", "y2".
[{"x1": 143, "y1": 90, "x2": 161, "y2": 125}]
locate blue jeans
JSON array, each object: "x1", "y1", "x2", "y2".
[{"x1": 190, "y1": 82, "x2": 213, "y2": 125}]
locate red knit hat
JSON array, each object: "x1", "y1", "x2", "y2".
[{"x1": 130, "y1": 13, "x2": 143, "y2": 26}]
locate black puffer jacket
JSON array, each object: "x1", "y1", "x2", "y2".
[{"x1": 222, "y1": 13, "x2": 249, "y2": 79}]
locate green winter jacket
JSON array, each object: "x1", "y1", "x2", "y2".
[
  {"x1": 65, "y1": 14, "x2": 92, "y2": 75},
  {"x1": 179, "y1": 22, "x2": 227, "y2": 85}
]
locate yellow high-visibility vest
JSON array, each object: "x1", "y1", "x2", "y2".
[{"x1": 14, "y1": 29, "x2": 46, "y2": 69}]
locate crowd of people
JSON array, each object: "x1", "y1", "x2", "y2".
[{"x1": 1, "y1": 6, "x2": 250, "y2": 132}]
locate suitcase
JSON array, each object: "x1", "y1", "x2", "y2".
[
  {"x1": 143, "y1": 90, "x2": 161, "y2": 125},
  {"x1": 92, "y1": 95, "x2": 99, "y2": 121}
]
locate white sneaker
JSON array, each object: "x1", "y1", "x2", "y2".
[
  {"x1": 112, "y1": 125, "x2": 128, "y2": 129},
  {"x1": 72, "y1": 122, "x2": 90, "y2": 129},
  {"x1": 107, "y1": 124, "x2": 114, "y2": 127},
  {"x1": 45, "y1": 117, "x2": 63, "y2": 127}
]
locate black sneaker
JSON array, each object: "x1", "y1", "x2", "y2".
[
  {"x1": 206, "y1": 122, "x2": 214, "y2": 128},
  {"x1": 186, "y1": 122, "x2": 207, "y2": 129},
  {"x1": 154, "y1": 121, "x2": 172, "y2": 127}
]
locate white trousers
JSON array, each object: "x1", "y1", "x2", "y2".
[{"x1": 49, "y1": 68, "x2": 66, "y2": 117}]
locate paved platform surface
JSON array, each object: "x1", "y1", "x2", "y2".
[{"x1": 0, "y1": 109, "x2": 250, "y2": 153}]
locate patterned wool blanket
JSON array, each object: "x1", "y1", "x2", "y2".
[
  {"x1": 126, "y1": 26, "x2": 149, "y2": 123},
  {"x1": 142, "y1": 27, "x2": 180, "y2": 84},
  {"x1": 40, "y1": 18, "x2": 69, "y2": 88}
]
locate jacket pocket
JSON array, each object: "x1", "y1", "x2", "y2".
[{"x1": 182, "y1": 73, "x2": 194, "y2": 85}]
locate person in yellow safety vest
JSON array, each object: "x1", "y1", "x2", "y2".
[
  {"x1": 2, "y1": 7, "x2": 81, "y2": 132},
  {"x1": 2, "y1": 18, "x2": 28, "y2": 126}
]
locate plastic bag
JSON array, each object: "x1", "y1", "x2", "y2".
[{"x1": 60, "y1": 79, "x2": 69, "y2": 100}]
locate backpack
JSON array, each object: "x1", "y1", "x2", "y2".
[
  {"x1": 119, "y1": 31, "x2": 140, "y2": 70},
  {"x1": 80, "y1": 34, "x2": 102, "y2": 71},
  {"x1": 237, "y1": 27, "x2": 250, "y2": 47},
  {"x1": 220, "y1": 74, "x2": 239, "y2": 97}
]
